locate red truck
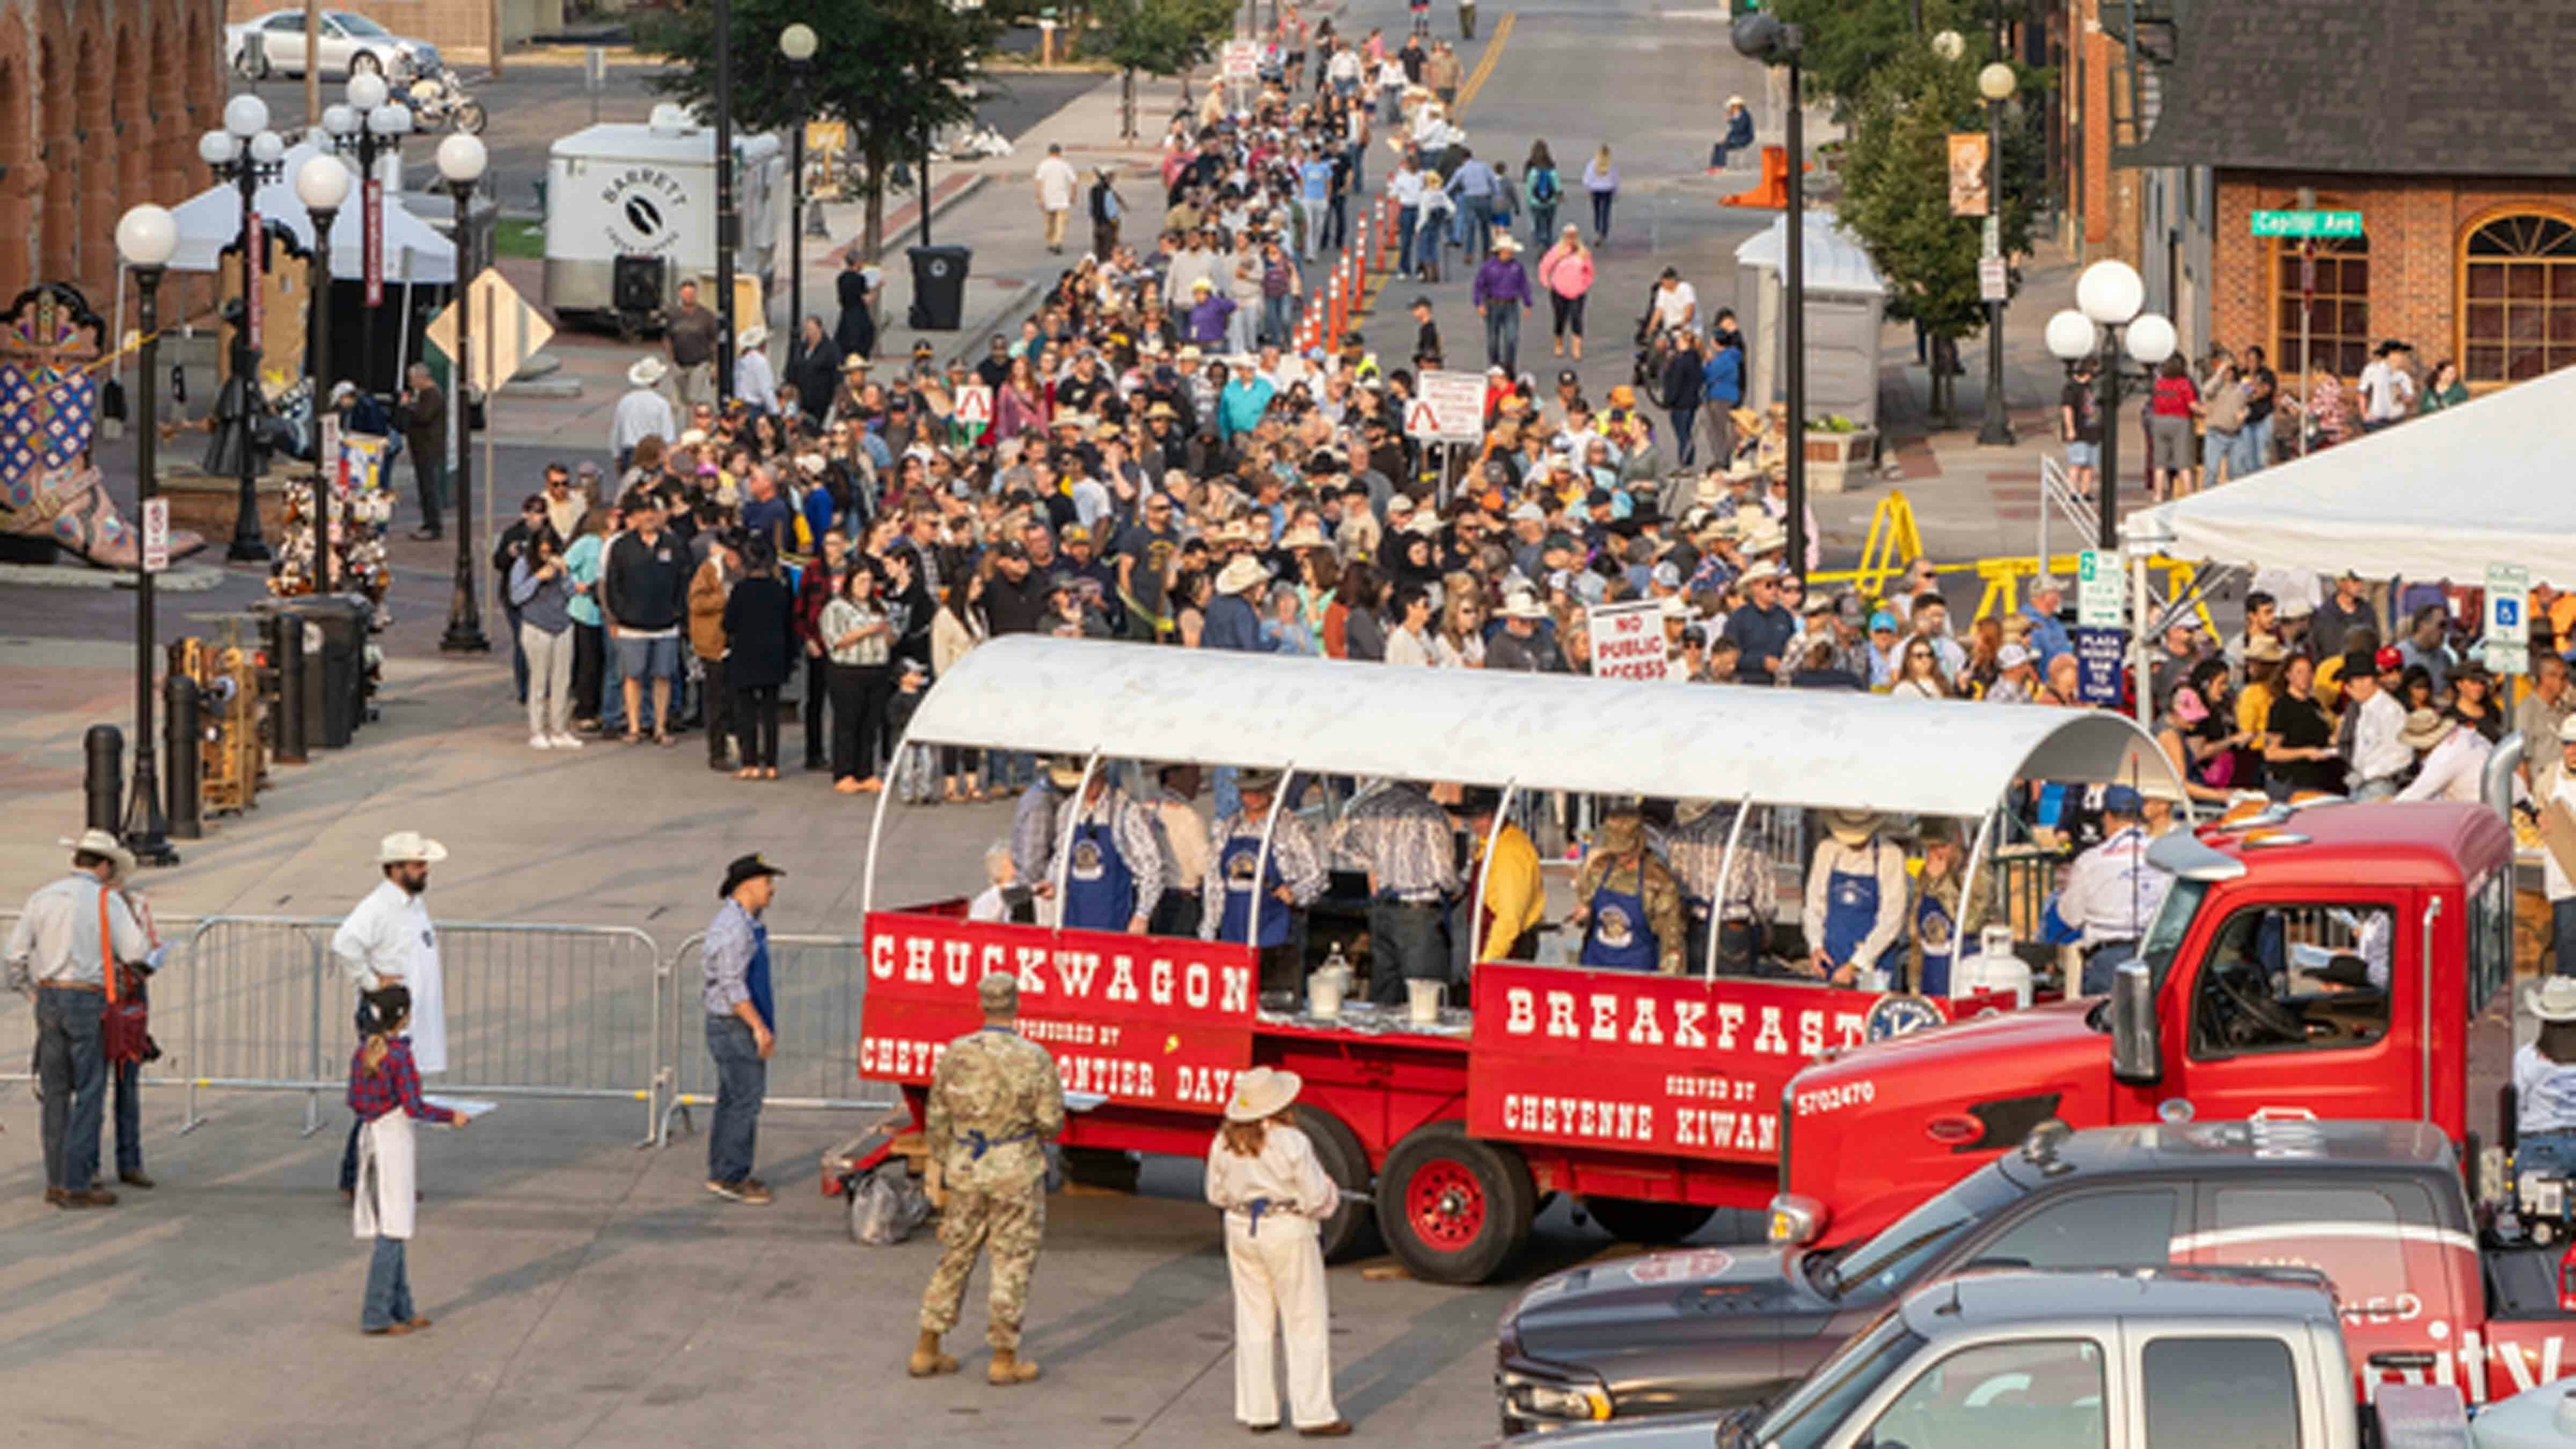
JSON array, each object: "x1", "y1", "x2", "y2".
[{"x1": 1772, "y1": 800, "x2": 2519, "y2": 1255}]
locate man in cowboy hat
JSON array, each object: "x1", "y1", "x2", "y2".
[
  {"x1": 330, "y1": 831, "x2": 451, "y2": 1200},
  {"x1": 1801, "y1": 810, "x2": 1908, "y2": 987},
  {"x1": 2061, "y1": 787, "x2": 2171, "y2": 993},
  {"x1": 2396, "y1": 704, "x2": 2492, "y2": 803},
  {"x1": 2513, "y1": 980, "x2": 2576, "y2": 1181},
  {"x1": 915, "y1": 970, "x2": 1064, "y2": 1385},
  {"x1": 1473, "y1": 232, "x2": 1533, "y2": 376},
  {"x1": 1724, "y1": 560, "x2": 1796, "y2": 679},
  {"x1": 612, "y1": 355, "x2": 678, "y2": 473},
  {"x1": 1201, "y1": 770, "x2": 1328, "y2": 998},
  {"x1": 733, "y1": 322, "x2": 777, "y2": 415},
  {"x1": 1666, "y1": 801, "x2": 1774, "y2": 975},
  {"x1": 1568, "y1": 804, "x2": 1686, "y2": 974},
  {"x1": 1204, "y1": 553, "x2": 1278, "y2": 654},
  {"x1": 1485, "y1": 589, "x2": 1560, "y2": 673},
  {"x1": 8, "y1": 829, "x2": 150, "y2": 1207},
  {"x1": 702, "y1": 853, "x2": 786, "y2": 1205},
  {"x1": 1034, "y1": 761, "x2": 1167, "y2": 935}
]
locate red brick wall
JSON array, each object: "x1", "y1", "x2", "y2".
[{"x1": 2213, "y1": 170, "x2": 2576, "y2": 384}]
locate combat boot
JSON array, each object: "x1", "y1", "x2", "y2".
[
  {"x1": 909, "y1": 1329, "x2": 958, "y2": 1378},
  {"x1": 987, "y1": 1346, "x2": 1041, "y2": 1385}
]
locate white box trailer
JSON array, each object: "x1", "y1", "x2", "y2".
[{"x1": 544, "y1": 105, "x2": 785, "y2": 334}]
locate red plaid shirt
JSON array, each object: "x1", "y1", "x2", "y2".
[{"x1": 346, "y1": 1035, "x2": 457, "y2": 1125}]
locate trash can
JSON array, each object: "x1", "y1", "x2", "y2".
[
  {"x1": 908, "y1": 244, "x2": 972, "y2": 332},
  {"x1": 294, "y1": 596, "x2": 370, "y2": 748}
]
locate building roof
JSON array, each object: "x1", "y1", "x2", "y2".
[{"x1": 2131, "y1": 0, "x2": 2576, "y2": 177}]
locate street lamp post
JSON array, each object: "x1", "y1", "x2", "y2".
[
  {"x1": 2044, "y1": 259, "x2": 2175, "y2": 555},
  {"x1": 1975, "y1": 60, "x2": 2017, "y2": 446},
  {"x1": 115, "y1": 204, "x2": 181, "y2": 869},
  {"x1": 1733, "y1": 12, "x2": 1809, "y2": 580},
  {"x1": 781, "y1": 24, "x2": 818, "y2": 368},
  {"x1": 295, "y1": 152, "x2": 350, "y2": 601},
  {"x1": 714, "y1": 0, "x2": 738, "y2": 409},
  {"x1": 203, "y1": 96, "x2": 288, "y2": 562},
  {"x1": 331, "y1": 71, "x2": 412, "y2": 398},
  {"x1": 436, "y1": 133, "x2": 491, "y2": 654}
]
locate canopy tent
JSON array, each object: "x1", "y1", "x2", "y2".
[
  {"x1": 898, "y1": 637, "x2": 2179, "y2": 813},
  {"x1": 165, "y1": 141, "x2": 456, "y2": 284},
  {"x1": 2127, "y1": 365, "x2": 2576, "y2": 586},
  {"x1": 1734, "y1": 211, "x2": 1889, "y2": 435}
]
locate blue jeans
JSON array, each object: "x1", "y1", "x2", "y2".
[
  {"x1": 2555, "y1": 898, "x2": 2576, "y2": 978},
  {"x1": 2079, "y1": 940, "x2": 2139, "y2": 996},
  {"x1": 361, "y1": 1234, "x2": 416, "y2": 1331},
  {"x1": 1262, "y1": 294, "x2": 1299, "y2": 348},
  {"x1": 504, "y1": 603, "x2": 529, "y2": 704},
  {"x1": 1327, "y1": 192, "x2": 1350, "y2": 252},
  {"x1": 338, "y1": 1003, "x2": 368, "y2": 1192},
  {"x1": 706, "y1": 1014, "x2": 766, "y2": 1186},
  {"x1": 1591, "y1": 189, "x2": 1615, "y2": 239},
  {"x1": 2236, "y1": 417, "x2": 2272, "y2": 477},
  {"x1": 1529, "y1": 203, "x2": 1556, "y2": 247},
  {"x1": 1484, "y1": 306, "x2": 1521, "y2": 376},
  {"x1": 1671, "y1": 405, "x2": 1700, "y2": 467},
  {"x1": 2201, "y1": 428, "x2": 2238, "y2": 482},
  {"x1": 114, "y1": 1060, "x2": 143, "y2": 1175},
  {"x1": 36, "y1": 987, "x2": 107, "y2": 1192},
  {"x1": 1461, "y1": 195, "x2": 1495, "y2": 260},
  {"x1": 598, "y1": 625, "x2": 628, "y2": 730},
  {"x1": 1397, "y1": 205, "x2": 1421, "y2": 276}
]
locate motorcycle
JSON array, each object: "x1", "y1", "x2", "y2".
[{"x1": 406, "y1": 70, "x2": 486, "y2": 136}]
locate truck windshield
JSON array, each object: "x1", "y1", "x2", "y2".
[
  {"x1": 1816, "y1": 1165, "x2": 2021, "y2": 1301},
  {"x1": 2140, "y1": 877, "x2": 2210, "y2": 994},
  {"x1": 1729, "y1": 1310, "x2": 1927, "y2": 1449}
]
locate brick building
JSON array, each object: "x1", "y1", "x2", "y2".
[
  {"x1": 2133, "y1": 0, "x2": 2576, "y2": 389},
  {"x1": 0, "y1": 0, "x2": 231, "y2": 308}
]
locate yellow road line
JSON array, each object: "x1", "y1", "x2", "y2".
[{"x1": 1356, "y1": 12, "x2": 1517, "y2": 325}]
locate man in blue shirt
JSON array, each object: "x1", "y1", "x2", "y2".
[
  {"x1": 1723, "y1": 561, "x2": 1797, "y2": 678},
  {"x1": 2020, "y1": 574, "x2": 2074, "y2": 664},
  {"x1": 1298, "y1": 149, "x2": 1336, "y2": 262},
  {"x1": 701, "y1": 853, "x2": 784, "y2": 1205},
  {"x1": 1447, "y1": 148, "x2": 1501, "y2": 263}
]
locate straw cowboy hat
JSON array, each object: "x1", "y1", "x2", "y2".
[
  {"x1": 841, "y1": 353, "x2": 872, "y2": 372},
  {"x1": 1494, "y1": 235, "x2": 1521, "y2": 253},
  {"x1": 2533, "y1": 977, "x2": 2576, "y2": 1022},
  {"x1": 1824, "y1": 809, "x2": 1883, "y2": 846},
  {"x1": 60, "y1": 828, "x2": 135, "y2": 882},
  {"x1": 376, "y1": 830, "x2": 449, "y2": 865},
  {"x1": 1277, "y1": 524, "x2": 1332, "y2": 551},
  {"x1": 1740, "y1": 519, "x2": 1788, "y2": 557},
  {"x1": 1045, "y1": 757, "x2": 1090, "y2": 791},
  {"x1": 627, "y1": 355, "x2": 668, "y2": 388},
  {"x1": 2398, "y1": 707, "x2": 2452, "y2": 751},
  {"x1": 1499, "y1": 591, "x2": 1548, "y2": 621},
  {"x1": 1216, "y1": 554, "x2": 1271, "y2": 595},
  {"x1": 1226, "y1": 1066, "x2": 1304, "y2": 1123},
  {"x1": 1234, "y1": 768, "x2": 1285, "y2": 796},
  {"x1": 737, "y1": 323, "x2": 769, "y2": 350}
]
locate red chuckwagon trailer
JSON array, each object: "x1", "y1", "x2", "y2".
[{"x1": 844, "y1": 639, "x2": 2181, "y2": 1282}]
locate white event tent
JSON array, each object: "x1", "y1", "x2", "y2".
[{"x1": 165, "y1": 140, "x2": 456, "y2": 284}]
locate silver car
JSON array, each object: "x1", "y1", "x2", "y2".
[{"x1": 226, "y1": 10, "x2": 441, "y2": 81}]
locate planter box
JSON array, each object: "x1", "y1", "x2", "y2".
[{"x1": 1803, "y1": 428, "x2": 1875, "y2": 494}]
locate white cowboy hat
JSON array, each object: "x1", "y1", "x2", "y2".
[
  {"x1": 1499, "y1": 591, "x2": 1547, "y2": 621},
  {"x1": 1740, "y1": 521, "x2": 1788, "y2": 557},
  {"x1": 1216, "y1": 554, "x2": 1271, "y2": 595},
  {"x1": 2398, "y1": 708, "x2": 2451, "y2": 751},
  {"x1": 1494, "y1": 235, "x2": 1521, "y2": 253},
  {"x1": 1277, "y1": 524, "x2": 1332, "y2": 551},
  {"x1": 627, "y1": 356, "x2": 668, "y2": 387},
  {"x1": 60, "y1": 828, "x2": 136, "y2": 883},
  {"x1": 1225, "y1": 1065, "x2": 1304, "y2": 1123},
  {"x1": 1727, "y1": 94, "x2": 1746, "y2": 108},
  {"x1": 1824, "y1": 809, "x2": 1882, "y2": 846},
  {"x1": 2535, "y1": 977, "x2": 2576, "y2": 1022},
  {"x1": 1045, "y1": 757, "x2": 1089, "y2": 791},
  {"x1": 2559, "y1": 714, "x2": 2576, "y2": 745},
  {"x1": 737, "y1": 323, "x2": 769, "y2": 350},
  {"x1": 376, "y1": 830, "x2": 449, "y2": 865},
  {"x1": 1736, "y1": 559, "x2": 1782, "y2": 584}
]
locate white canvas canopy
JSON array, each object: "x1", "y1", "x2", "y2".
[
  {"x1": 165, "y1": 141, "x2": 457, "y2": 284},
  {"x1": 2127, "y1": 367, "x2": 2576, "y2": 586},
  {"x1": 900, "y1": 636, "x2": 2177, "y2": 814}
]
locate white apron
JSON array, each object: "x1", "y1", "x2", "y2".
[
  {"x1": 407, "y1": 925, "x2": 448, "y2": 1076},
  {"x1": 352, "y1": 1111, "x2": 418, "y2": 1241}
]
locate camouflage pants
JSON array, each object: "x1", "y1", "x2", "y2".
[{"x1": 918, "y1": 1181, "x2": 1045, "y2": 1349}]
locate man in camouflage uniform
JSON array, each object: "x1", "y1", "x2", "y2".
[
  {"x1": 913, "y1": 970, "x2": 1065, "y2": 1386},
  {"x1": 1565, "y1": 804, "x2": 1687, "y2": 974}
]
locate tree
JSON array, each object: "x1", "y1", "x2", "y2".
[
  {"x1": 1093, "y1": 0, "x2": 1236, "y2": 140},
  {"x1": 639, "y1": 0, "x2": 1003, "y2": 260},
  {"x1": 1833, "y1": 36, "x2": 2040, "y2": 425},
  {"x1": 1768, "y1": 0, "x2": 1977, "y2": 106}
]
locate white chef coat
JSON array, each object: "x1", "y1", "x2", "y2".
[{"x1": 333, "y1": 880, "x2": 448, "y2": 1074}]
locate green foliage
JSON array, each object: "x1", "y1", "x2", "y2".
[
  {"x1": 1768, "y1": 0, "x2": 1977, "y2": 106},
  {"x1": 1091, "y1": 0, "x2": 1235, "y2": 77},
  {"x1": 1833, "y1": 34, "x2": 2041, "y2": 345}
]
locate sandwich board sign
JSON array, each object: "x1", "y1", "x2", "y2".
[{"x1": 1408, "y1": 369, "x2": 1484, "y2": 444}]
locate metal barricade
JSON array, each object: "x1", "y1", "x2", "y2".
[
  {"x1": 180, "y1": 916, "x2": 338, "y2": 1134},
  {"x1": 660, "y1": 931, "x2": 896, "y2": 1147}
]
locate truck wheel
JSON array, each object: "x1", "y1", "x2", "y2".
[
  {"x1": 1584, "y1": 1197, "x2": 1717, "y2": 1246},
  {"x1": 1377, "y1": 1122, "x2": 1533, "y2": 1284},
  {"x1": 1298, "y1": 1106, "x2": 1382, "y2": 1263}
]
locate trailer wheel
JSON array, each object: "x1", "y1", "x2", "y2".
[
  {"x1": 1583, "y1": 1197, "x2": 1717, "y2": 1246},
  {"x1": 1377, "y1": 1122, "x2": 1534, "y2": 1284},
  {"x1": 1297, "y1": 1106, "x2": 1381, "y2": 1263}
]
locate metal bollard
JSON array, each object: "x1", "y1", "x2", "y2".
[
  {"x1": 84, "y1": 724, "x2": 123, "y2": 835},
  {"x1": 270, "y1": 611, "x2": 309, "y2": 765},
  {"x1": 166, "y1": 673, "x2": 203, "y2": 840}
]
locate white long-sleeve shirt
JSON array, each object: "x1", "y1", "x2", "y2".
[
  {"x1": 1204, "y1": 1122, "x2": 1341, "y2": 1223},
  {"x1": 610, "y1": 386, "x2": 677, "y2": 458},
  {"x1": 2346, "y1": 689, "x2": 2411, "y2": 788},
  {"x1": 332, "y1": 879, "x2": 448, "y2": 1074},
  {"x1": 1801, "y1": 837, "x2": 1911, "y2": 975},
  {"x1": 5, "y1": 873, "x2": 148, "y2": 991},
  {"x1": 2396, "y1": 724, "x2": 2492, "y2": 804},
  {"x1": 735, "y1": 348, "x2": 777, "y2": 414},
  {"x1": 2058, "y1": 825, "x2": 2172, "y2": 948}
]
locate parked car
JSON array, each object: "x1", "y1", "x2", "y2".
[{"x1": 226, "y1": 10, "x2": 441, "y2": 81}]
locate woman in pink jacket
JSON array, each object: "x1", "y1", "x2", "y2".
[{"x1": 1536, "y1": 224, "x2": 1596, "y2": 361}]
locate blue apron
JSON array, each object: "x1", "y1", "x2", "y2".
[
  {"x1": 1216, "y1": 831, "x2": 1289, "y2": 947},
  {"x1": 1913, "y1": 890, "x2": 1955, "y2": 997},
  {"x1": 1823, "y1": 840, "x2": 1884, "y2": 971},
  {"x1": 1062, "y1": 812, "x2": 1136, "y2": 931},
  {"x1": 1580, "y1": 869, "x2": 1659, "y2": 971},
  {"x1": 745, "y1": 917, "x2": 776, "y2": 1032}
]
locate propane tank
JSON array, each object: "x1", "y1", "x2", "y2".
[{"x1": 1953, "y1": 926, "x2": 2033, "y2": 1008}]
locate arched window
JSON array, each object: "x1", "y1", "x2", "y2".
[
  {"x1": 2271, "y1": 235, "x2": 2368, "y2": 377},
  {"x1": 2461, "y1": 211, "x2": 2576, "y2": 384}
]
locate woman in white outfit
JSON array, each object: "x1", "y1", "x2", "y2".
[{"x1": 1206, "y1": 1067, "x2": 1351, "y2": 1438}]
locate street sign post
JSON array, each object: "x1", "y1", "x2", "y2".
[
  {"x1": 1979, "y1": 257, "x2": 2009, "y2": 303},
  {"x1": 1409, "y1": 369, "x2": 1485, "y2": 444},
  {"x1": 2486, "y1": 562, "x2": 2532, "y2": 675},
  {"x1": 2250, "y1": 210, "x2": 2363, "y2": 239},
  {"x1": 2074, "y1": 625, "x2": 2126, "y2": 706},
  {"x1": 2076, "y1": 549, "x2": 2125, "y2": 628},
  {"x1": 425, "y1": 268, "x2": 555, "y2": 393},
  {"x1": 141, "y1": 497, "x2": 169, "y2": 575}
]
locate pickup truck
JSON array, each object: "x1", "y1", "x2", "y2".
[
  {"x1": 1496, "y1": 1117, "x2": 2574, "y2": 1436},
  {"x1": 1774, "y1": 801, "x2": 2519, "y2": 1253},
  {"x1": 1500, "y1": 1267, "x2": 2468, "y2": 1449}
]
